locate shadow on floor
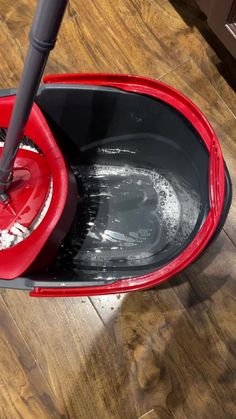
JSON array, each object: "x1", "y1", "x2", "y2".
[
  {"x1": 65, "y1": 290, "x2": 236, "y2": 418},
  {"x1": 169, "y1": 0, "x2": 236, "y2": 91},
  {"x1": 65, "y1": 235, "x2": 236, "y2": 418}
]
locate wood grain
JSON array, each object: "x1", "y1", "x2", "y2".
[
  {"x1": 1, "y1": 292, "x2": 134, "y2": 419},
  {"x1": 0, "y1": 0, "x2": 77, "y2": 48},
  {"x1": 0, "y1": 0, "x2": 235, "y2": 418},
  {"x1": 0, "y1": 19, "x2": 23, "y2": 87},
  {"x1": 0, "y1": 295, "x2": 62, "y2": 419}
]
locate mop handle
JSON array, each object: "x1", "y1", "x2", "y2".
[{"x1": 0, "y1": 0, "x2": 68, "y2": 199}]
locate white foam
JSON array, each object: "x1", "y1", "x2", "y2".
[{"x1": 0, "y1": 141, "x2": 39, "y2": 153}]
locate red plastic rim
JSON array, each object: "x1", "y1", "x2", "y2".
[
  {"x1": 30, "y1": 73, "x2": 225, "y2": 296},
  {"x1": 0, "y1": 96, "x2": 69, "y2": 279}
]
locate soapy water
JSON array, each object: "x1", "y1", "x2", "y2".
[{"x1": 66, "y1": 163, "x2": 200, "y2": 267}]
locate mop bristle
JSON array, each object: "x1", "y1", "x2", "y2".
[
  {"x1": 0, "y1": 224, "x2": 30, "y2": 250},
  {"x1": 0, "y1": 132, "x2": 53, "y2": 250},
  {"x1": 0, "y1": 128, "x2": 42, "y2": 153}
]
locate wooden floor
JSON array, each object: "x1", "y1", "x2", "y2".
[{"x1": 0, "y1": 0, "x2": 235, "y2": 418}]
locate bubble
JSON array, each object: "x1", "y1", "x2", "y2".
[
  {"x1": 160, "y1": 191, "x2": 166, "y2": 198},
  {"x1": 73, "y1": 164, "x2": 200, "y2": 267}
]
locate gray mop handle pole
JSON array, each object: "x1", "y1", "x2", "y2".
[{"x1": 0, "y1": 0, "x2": 68, "y2": 194}]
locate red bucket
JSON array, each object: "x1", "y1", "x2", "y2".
[{"x1": 0, "y1": 74, "x2": 232, "y2": 296}]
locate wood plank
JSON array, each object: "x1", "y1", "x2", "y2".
[
  {"x1": 0, "y1": 20, "x2": 23, "y2": 87},
  {"x1": 65, "y1": 0, "x2": 188, "y2": 76},
  {"x1": 1, "y1": 0, "x2": 189, "y2": 77},
  {"x1": 1, "y1": 292, "x2": 136, "y2": 418},
  {"x1": 0, "y1": 0, "x2": 77, "y2": 48},
  {"x1": 0, "y1": 294, "x2": 62, "y2": 419}
]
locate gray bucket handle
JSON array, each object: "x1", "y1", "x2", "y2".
[{"x1": 0, "y1": 0, "x2": 68, "y2": 199}]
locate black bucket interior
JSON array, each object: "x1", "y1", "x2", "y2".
[{"x1": 36, "y1": 84, "x2": 210, "y2": 282}]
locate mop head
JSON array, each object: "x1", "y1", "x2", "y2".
[
  {"x1": 0, "y1": 131, "x2": 53, "y2": 250},
  {"x1": 0, "y1": 183, "x2": 53, "y2": 250}
]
